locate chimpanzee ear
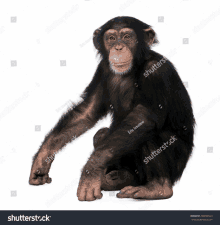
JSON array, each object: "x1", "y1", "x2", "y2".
[
  {"x1": 93, "y1": 28, "x2": 101, "y2": 50},
  {"x1": 143, "y1": 27, "x2": 158, "y2": 46}
]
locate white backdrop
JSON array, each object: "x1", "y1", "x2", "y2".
[{"x1": 0, "y1": 0, "x2": 219, "y2": 210}]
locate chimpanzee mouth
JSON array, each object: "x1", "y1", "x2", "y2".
[
  {"x1": 113, "y1": 61, "x2": 131, "y2": 67},
  {"x1": 110, "y1": 60, "x2": 133, "y2": 75}
]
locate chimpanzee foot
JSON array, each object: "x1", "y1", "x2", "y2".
[{"x1": 117, "y1": 178, "x2": 173, "y2": 199}]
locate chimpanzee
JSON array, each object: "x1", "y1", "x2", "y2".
[{"x1": 29, "y1": 16, "x2": 196, "y2": 201}]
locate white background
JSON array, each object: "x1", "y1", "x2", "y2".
[{"x1": 0, "y1": 0, "x2": 219, "y2": 210}]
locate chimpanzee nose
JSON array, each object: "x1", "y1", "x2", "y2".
[{"x1": 115, "y1": 44, "x2": 123, "y2": 51}]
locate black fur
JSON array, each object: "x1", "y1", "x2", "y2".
[{"x1": 38, "y1": 16, "x2": 196, "y2": 187}]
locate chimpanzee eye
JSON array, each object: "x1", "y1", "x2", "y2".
[
  {"x1": 109, "y1": 36, "x2": 116, "y2": 41},
  {"x1": 123, "y1": 34, "x2": 131, "y2": 40}
]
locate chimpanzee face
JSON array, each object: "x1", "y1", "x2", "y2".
[
  {"x1": 103, "y1": 23, "x2": 138, "y2": 75},
  {"x1": 93, "y1": 18, "x2": 157, "y2": 75}
]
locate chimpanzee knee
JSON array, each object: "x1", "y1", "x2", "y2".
[{"x1": 93, "y1": 127, "x2": 109, "y2": 149}]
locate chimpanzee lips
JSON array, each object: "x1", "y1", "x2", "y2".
[{"x1": 111, "y1": 60, "x2": 131, "y2": 66}]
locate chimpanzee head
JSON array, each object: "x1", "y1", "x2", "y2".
[{"x1": 93, "y1": 16, "x2": 158, "y2": 75}]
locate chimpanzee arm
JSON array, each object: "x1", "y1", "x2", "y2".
[
  {"x1": 29, "y1": 63, "x2": 108, "y2": 185},
  {"x1": 39, "y1": 65, "x2": 107, "y2": 153}
]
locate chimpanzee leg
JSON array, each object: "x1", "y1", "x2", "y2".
[
  {"x1": 93, "y1": 128, "x2": 137, "y2": 191},
  {"x1": 117, "y1": 130, "x2": 190, "y2": 199}
]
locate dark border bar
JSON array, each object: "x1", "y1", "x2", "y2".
[{"x1": 0, "y1": 210, "x2": 219, "y2": 224}]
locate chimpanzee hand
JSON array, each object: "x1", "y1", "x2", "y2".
[
  {"x1": 77, "y1": 169, "x2": 103, "y2": 201},
  {"x1": 29, "y1": 169, "x2": 52, "y2": 185},
  {"x1": 29, "y1": 154, "x2": 53, "y2": 185}
]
